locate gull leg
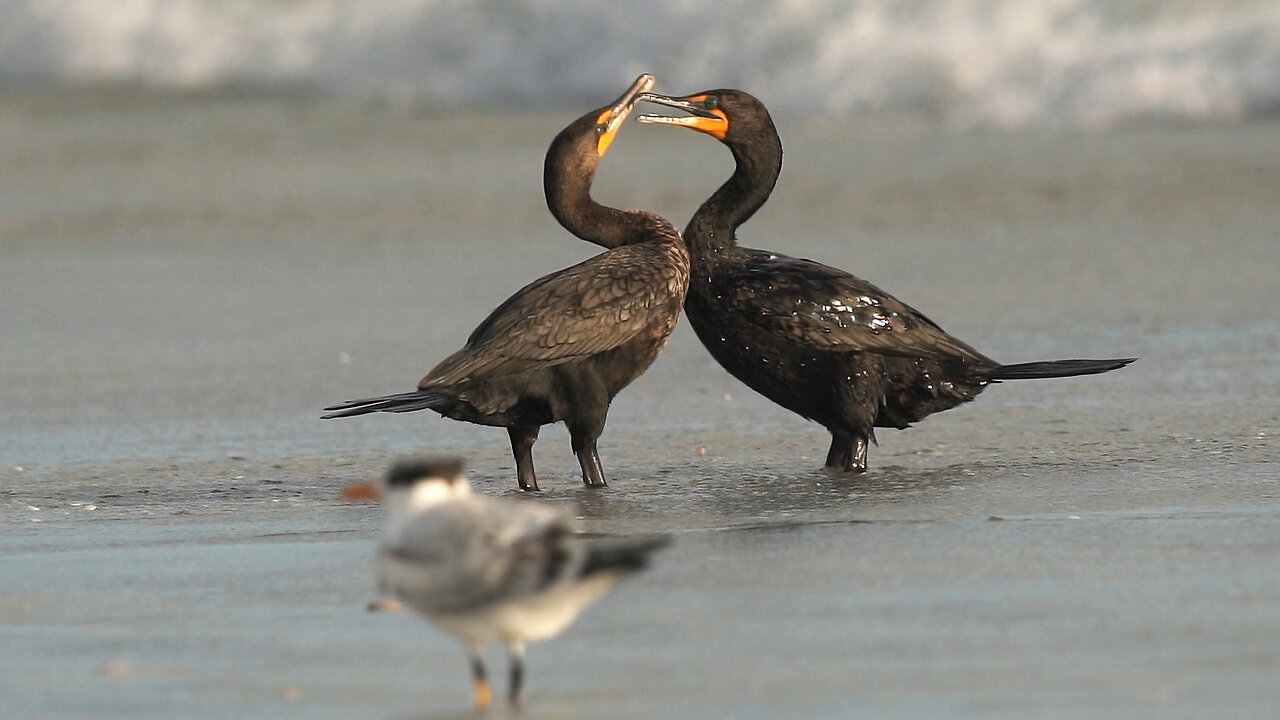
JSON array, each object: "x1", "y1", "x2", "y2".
[
  {"x1": 507, "y1": 640, "x2": 526, "y2": 706},
  {"x1": 469, "y1": 652, "x2": 492, "y2": 710}
]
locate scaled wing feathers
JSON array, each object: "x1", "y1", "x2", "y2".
[
  {"x1": 421, "y1": 245, "x2": 682, "y2": 386},
  {"x1": 722, "y1": 252, "x2": 993, "y2": 363}
]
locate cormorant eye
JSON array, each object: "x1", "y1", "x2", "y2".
[
  {"x1": 704, "y1": 96, "x2": 719, "y2": 110},
  {"x1": 595, "y1": 124, "x2": 607, "y2": 134}
]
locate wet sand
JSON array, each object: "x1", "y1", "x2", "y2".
[{"x1": 2, "y1": 90, "x2": 1278, "y2": 718}]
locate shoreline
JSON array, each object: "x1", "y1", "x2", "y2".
[{"x1": 2, "y1": 89, "x2": 1277, "y2": 719}]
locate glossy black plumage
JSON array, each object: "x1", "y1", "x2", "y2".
[
  {"x1": 324, "y1": 75, "x2": 689, "y2": 490},
  {"x1": 637, "y1": 89, "x2": 1133, "y2": 472}
]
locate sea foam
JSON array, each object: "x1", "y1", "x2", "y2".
[{"x1": 2, "y1": 0, "x2": 1278, "y2": 127}]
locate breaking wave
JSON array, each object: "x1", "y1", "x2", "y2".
[{"x1": 2, "y1": 0, "x2": 1279, "y2": 127}]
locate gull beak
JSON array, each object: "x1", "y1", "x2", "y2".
[{"x1": 339, "y1": 480, "x2": 380, "y2": 502}]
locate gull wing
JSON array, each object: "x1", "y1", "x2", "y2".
[{"x1": 378, "y1": 497, "x2": 582, "y2": 614}]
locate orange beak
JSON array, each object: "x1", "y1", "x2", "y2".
[
  {"x1": 593, "y1": 73, "x2": 656, "y2": 156},
  {"x1": 636, "y1": 92, "x2": 730, "y2": 140},
  {"x1": 338, "y1": 480, "x2": 380, "y2": 502}
]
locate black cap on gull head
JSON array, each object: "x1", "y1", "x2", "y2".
[{"x1": 385, "y1": 457, "x2": 466, "y2": 488}]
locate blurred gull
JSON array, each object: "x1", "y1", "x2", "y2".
[{"x1": 361, "y1": 457, "x2": 668, "y2": 709}]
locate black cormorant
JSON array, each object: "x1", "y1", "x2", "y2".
[{"x1": 636, "y1": 88, "x2": 1133, "y2": 472}]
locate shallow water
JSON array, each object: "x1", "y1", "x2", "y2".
[{"x1": 2, "y1": 90, "x2": 1278, "y2": 718}]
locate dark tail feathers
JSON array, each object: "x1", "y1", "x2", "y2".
[
  {"x1": 988, "y1": 357, "x2": 1136, "y2": 381},
  {"x1": 581, "y1": 535, "x2": 671, "y2": 578},
  {"x1": 321, "y1": 390, "x2": 451, "y2": 419}
]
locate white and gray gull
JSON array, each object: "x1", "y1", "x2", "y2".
[{"x1": 365, "y1": 457, "x2": 668, "y2": 709}]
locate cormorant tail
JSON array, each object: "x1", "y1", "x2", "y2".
[
  {"x1": 321, "y1": 390, "x2": 453, "y2": 419},
  {"x1": 580, "y1": 535, "x2": 671, "y2": 578},
  {"x1": 988, "y1": 358, "x2": 1136, "y2": 381}
]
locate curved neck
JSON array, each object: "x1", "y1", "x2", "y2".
[
  {"x1": 684, "y1": 134, "x2": 783, "y2": 260},
  {"x1": 545, "y1": 151, "x2": 641, "y2": 250},
  {"x1": 549, "y1": 190, "x2": 638, "y2": 250}
]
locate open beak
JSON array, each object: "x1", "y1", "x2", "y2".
[
  {"x1": 636, "y1": 92, "x2": 729, "y2": 139},
  {"x1": 595, "y1": 73, "x2": 656, "y2": 156}
]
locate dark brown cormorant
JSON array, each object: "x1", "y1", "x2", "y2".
[
  {"x1": 324, "y1": 75, "x2": 689, "y2": 490},
  {"x1": 635, "y1": 88, "x2": 1134, "y2": 472}
]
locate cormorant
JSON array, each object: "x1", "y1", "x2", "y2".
[
  {"x1": 324, "y1": 75, "x2": 689, "y2": 490},
  {"x1": 635, "y1": 88, "x2": 1133, "y2": 472}
]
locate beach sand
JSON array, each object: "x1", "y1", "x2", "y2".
[{"x1": 2, "y1": 90, "x2": 1277, "y2": 718}]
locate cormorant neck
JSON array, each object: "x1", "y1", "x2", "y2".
[
  {"x1": 684, "y1": 134, "x2": 782, "y2": 260},
  {"x1": 545, "y1": 149, "x2": 639, "y2": 250},
  {"x1": 551, "y1": 191, "x2": 640, "y2": 250}
]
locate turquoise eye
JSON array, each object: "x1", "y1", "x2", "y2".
[{"x1": 704, "y1": 97, "x2": 719, "y2": 110}]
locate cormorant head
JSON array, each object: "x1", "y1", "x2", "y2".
[
  {"x1": 544, "y1": 74, "x2": 655, "y2": 237},
  {"x1": 592, "y1": 73, "x2": 655, "y2": 157},
  {"x1": 546, "y1": 74, "x2": 654, "y2": 174},
  {"x1": 636, "y1": 89, "x2": 774, "y2": 146}
]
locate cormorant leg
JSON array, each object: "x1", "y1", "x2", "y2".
[
  {"x1": 826, "y1": 430, "x2": 869, "y2": 473},
  {"x1": 571, "y1": 434, "x2": 607, "y2": 487},
  {"x1": 469, "y1": 652, "x2": 492, "y2": 710},
  {"x1": 849, "y1": 436, "x2": 868, "y2": 473},
  {"x1": 826, "y1": 430, "x2": 853, "y2": 469},
  {"x1": 555, "y1": 367, "x2": 609, "y2": 486},
  {"x1": 507, "y1": 641, "x2": 526, "y2": 706},
  {"x1": 508, "y1": 425, "x2": 541, "y2": 491}
]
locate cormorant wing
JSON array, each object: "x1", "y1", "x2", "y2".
[
  {"x1": 422, "y1": 244, "x2": 683, "y2": 386},
  {"x1": 720, "y1": 251, "x2": 994, "y2": 363}
]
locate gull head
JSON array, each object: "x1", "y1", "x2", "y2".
[{"x1": 382, "y1": 456, "x2": 472, "y2": 512}]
